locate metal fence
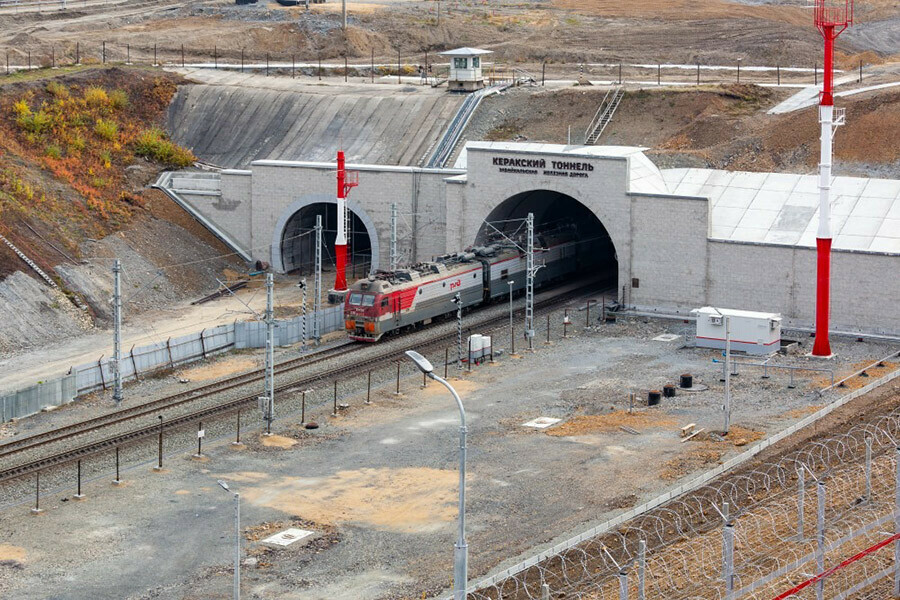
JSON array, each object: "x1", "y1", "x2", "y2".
[
  {"x1": 0, "y1": 305, "x2": 343, "y2": 422},
  {"x1": 461, "y1": 366, "x2": 900, "y2": 600}
]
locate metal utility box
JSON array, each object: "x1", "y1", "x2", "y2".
[{"x1": 691, "y1": 307, "x2": 782, "y2": 355}]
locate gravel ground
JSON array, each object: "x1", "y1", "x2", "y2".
[{"x1": 0, "y1": 303, "x2": 896, "y2": 599}]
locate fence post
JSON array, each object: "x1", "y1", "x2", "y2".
[
  {"x1": 586, "y1": 299, "x2": 591, "y2": 327},
  {"x1": 333, "y1": 380, "x2": 338, "y2": 416},
  {"x1": 241, "y1": 48, "x2": 244, "y2": 72},
  {"x1": 113, "y1": 446, "x2": 122, "y2": 485},
  {"x1": 397, "y1": 49, "x2": 401, "y2": 84},
  {"x1": 619, "y1": 571, "x2": 629, "y2": 600},
  {"x1": 266, "y1": 52, "x2": 269, "y2": 76},
  {"x1": 724, "y1": 522, "x2": 734, "y2": 600},
  {"x1": 98, "y1": 357, "x2": 107, "y2": 390},
  {"x1": 638, "y1": 539, "x2": 646, "y2": 600},
  {"x1": 292, "y1": 55, "x2": 295, "y2": 78},
  {"x1": 74, "y1": 460, "x2": 85, "y2": 499},
  {"x1": 541, "y1": 584, "x2": 550, "y2": 600},
  {"x1": 816, "y1": 480, "x2": 825, "y2": 600},
  {"x1": 199, "y1": 329, "x2": 207, "y2": 359},
  {"x1": 76, "y1": 42, "x2": 79, "y2": 65},
  {"x1": 301, "y1": 391, "x2": 307, "y2": 423},
  {"x1": 345, "y1": 55, "x2": 348, "y2": 82},
  {"x1": 366, "y1": 371, "x2": 372, "y2": 404},
  {"x1": 166, "y1": 337, "x2": 174, "y2": 369},
  {"x1": 541, "y1": 61, "x2": 545, "y2": 86},
  {"x1": 696, "y1": 62, "x2": 700, "y2": 85},
  {"x1": 444, "y1": 347, "x2": 449, "y2": 379},
  {"x1": 130, "y1": 345, "x2": 139, "y2": 381},
  {"x1": 126, "y1": 44, "x2": 129, "y2": 65},
  {"x1": 102, "y1": 41, "x2": 105, "y2": 64},
  {"x1": 153, "y1": 43, "x2": 157, "y2": 66},
  {"x1": 395, "y1": 362, "x2": 401, "y2": 395},
  {"x1": 154, "y1": 415, "x2": 164, "y2": 471},
  {"x1": 618, "y1": 63, "x2": 622, "y2": 85},
  {"x1": 797, "y1": 465, "x2": 805, "y2": 539},
  {"x1": 181, "y1": 44, "x2": 185, "y2": 68},
  {"x1": 859, "y1": 60, "x2": 862, "y2": 83},
  {"x1": 657, "y1": 62, "x2": 660, "y2": 85},
  {"x1": 318, "y1": 54, "x2": 321, "y2": 80},
  {"x1": 371, "y1": 48, "x2": 375, "y2": 83},
  {"x1": 777, "y1": 64, "x2": 780, "y2": 86},
  {"x1": 31, "y1": 472, "x2": 42, "y2": 514},
  {"x1": 865, "y1": 436, "x2": 873, "y2": 500},
  {"x1": 895, "y1": 446, "x2": 900, "y2": 596},
  {"x1": 214, "y1": 45, "x2": 217, "y2": 69}
]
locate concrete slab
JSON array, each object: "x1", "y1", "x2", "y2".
[{"x1": 166, "y1": 69, "x2": 465, "y2": 168}]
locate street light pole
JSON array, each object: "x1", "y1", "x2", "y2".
[
  {"x1": 404, "y1": 351, "x2": 468, "y2": 599},
  {"x1": 217, "y1": 480, "x2": 240, "y2": 600}
]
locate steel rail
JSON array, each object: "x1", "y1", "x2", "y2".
[
  {"x1": 0, "y1": 341, "x2": 354, "y2": 459},
  {"x1": 0, "y1": 281, "x2": 609, "y2": 484}
]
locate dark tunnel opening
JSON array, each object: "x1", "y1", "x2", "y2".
[
  {"x1": 475, "y1": 190, "x2": 617, "y2": 284},
  {"x1": 281, "y1": 202, "x2": 373, "y2": 276}
]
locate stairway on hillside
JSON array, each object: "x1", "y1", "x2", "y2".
[{"x1": 584, "y1": 87, "x2": 624, "y2": 145}]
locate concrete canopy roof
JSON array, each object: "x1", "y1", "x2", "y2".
[
  {"x1": 455, "y1": 141, "x2": 670, "y2": 195},
  {"x1": 663, "y1": 168, "x2": 900, "y2": 254},
  {"x1": 439, "y1": 47, "x2": 494, "y2": 56}
]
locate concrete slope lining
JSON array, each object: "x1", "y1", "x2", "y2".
[{"x1": 167, "y1": 83, "x2": 466, "y2": 168}]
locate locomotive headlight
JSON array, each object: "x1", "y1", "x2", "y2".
[
  {"x1": 364, "y1": 322, "x2": 375, "y2": 333},
  {"x1": 345, "y1": 320, "x2": 355, "y2": 330}
]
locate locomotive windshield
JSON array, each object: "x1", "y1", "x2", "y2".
[{"x1": 348, "y1": 293, "x2": 376, "y2": 307}]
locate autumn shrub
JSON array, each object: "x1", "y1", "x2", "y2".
[
  {"x1": 109, "y1": 89, "x2": 129, "y2": 110},
  {"x1": 44, "y1": 144, "x2": 62, "y2": 159},
  {"x1": 133, "y1": 128, "x2": 195, "y2": 167},
  {"x1": 94, "y1": 118, "x2": 118, "y2": 141},
  {"x1": 83, "y1": 86, "x2": 109, "y2": 108}
]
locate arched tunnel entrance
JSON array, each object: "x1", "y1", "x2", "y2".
[
  {"x1": 476, "y1": 190, "x2": 617, "y2": 284},
  {"x1": 280, "y1": 202, "x2": 373, "y2": 276}
]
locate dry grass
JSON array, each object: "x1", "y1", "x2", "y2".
[{"x1": 546, "y1": 410, "x2": 676, "y2": 437}]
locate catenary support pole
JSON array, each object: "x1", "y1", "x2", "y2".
[
  {"x1": 390, "y1": 202, "x2": 398, "y2": 270},
  {"x1": 314, "y1": 215, "x2": 323, "y2": 343},
  {"x1": 264, "y1": 273, "x2": 275, "y2": 434},
  {"x1": 299, "y1": 277, "x2": 308, "y2": 350},
  {"x1": 525, "y1": 213, "x2": 536, "y2": 350},
  {"x1": 112, "y1": 259, "x2": 123, "y2": 404},
  {"x1": 233, "y1": 492, "x2": 241, "y2": 600}
]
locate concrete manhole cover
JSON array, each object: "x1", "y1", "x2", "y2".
[
  {"x1": 653, "y1": 334, "x2": 681, "y2": 342},
  {"x1": 262, "y1": 528, "x2": 315, "y2": 547},
  {"x1": 522, "y1": 417, "x2": 562, "y2": 429}
]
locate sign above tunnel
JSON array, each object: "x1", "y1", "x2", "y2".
[{"x1": 492, "y1": 156, "x2": 594, "y2": 179}]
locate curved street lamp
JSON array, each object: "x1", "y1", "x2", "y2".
[{"x1": 405, "y1": 350, "x2": 468, "y2": 600}]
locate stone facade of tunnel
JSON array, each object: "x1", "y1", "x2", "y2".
[{"x1": 169, "y1": 143, "x2": 900, "y2": 336}]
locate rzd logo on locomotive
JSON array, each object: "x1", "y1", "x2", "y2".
[{"x1": 449, "y1": 279, "x2": 462, "y2": 290}]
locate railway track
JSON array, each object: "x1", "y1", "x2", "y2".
[{"x1": 0, "y1": 280, "x2": 610, "y2": 484}]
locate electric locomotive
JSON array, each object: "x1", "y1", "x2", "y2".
[{"x1": 344, "y1": 233, "x2": 579, "y2": 342}]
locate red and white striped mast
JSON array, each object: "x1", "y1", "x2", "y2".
[
  {"x1": 811, "y1": 0, "x2": 852, "y2": 357},
  {"x1": 332, "y1": 150, "x2": 358, "y2": 299}
]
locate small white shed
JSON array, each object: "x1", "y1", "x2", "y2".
[
  {"x1": 440, "y1": 47, "x2": 493, "y2": 92},
  {"x1": 691, "y1": 307, "x2": 782, "y2": 355}
]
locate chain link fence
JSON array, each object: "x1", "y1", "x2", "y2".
[{"x1": 1, "y1": 305, "x2": 343, "y2": 422}]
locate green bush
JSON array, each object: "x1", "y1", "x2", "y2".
[
  {"x1": 94, "y1": 118, "x2": 118, "y2": 141},
  {"x1": 67, "y1": 134, "x2": 86, "y2": 155},
  {"x1": 133, "y1": 128, "x2": 195, "y2": 168},
  {"x1": 44, "y1": 144, "x2": 62, "y2": 159},
  {"x1": 109, "y1": 89, "x2": 129, "y2": 110}
]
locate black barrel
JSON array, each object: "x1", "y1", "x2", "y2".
[
  {"x1": 663, "y1": 384, "x2": 676, "y2": 398},
  {"x1": 680, "y1": 373, "x2": 693, "y2": 388},
  {"x1": 648, "y1": 390, "x2": 661, "y2": 406}
]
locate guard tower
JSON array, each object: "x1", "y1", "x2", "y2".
[
  {"x1": 440, "y1": 47, "x2": 493, "y2": 92},
  {"x1": 811, "y1": 0, "x2": 852, "y2": 357}
]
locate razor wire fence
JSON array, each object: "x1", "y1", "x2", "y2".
[
  {"x1": 464, "y1": 368, "x2": 900, "y2": 600},
  {"x1": 0, "y1": 305, "x2": 342, "y2": 422}
]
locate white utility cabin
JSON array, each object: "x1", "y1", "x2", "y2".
[
  {"x1": 691, "y1": 307, "x2": 782, "y2": 355},
  {"x1": 440, "y1": 47, "x2": 493, "y2": 92}
]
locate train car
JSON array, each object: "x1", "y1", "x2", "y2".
[
  {"x1": 345, "y1": 232, "x2": 582, "y2": 342},
  {"x1": 344, "y1": 251, "x2": 488, "y2": 342}
]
